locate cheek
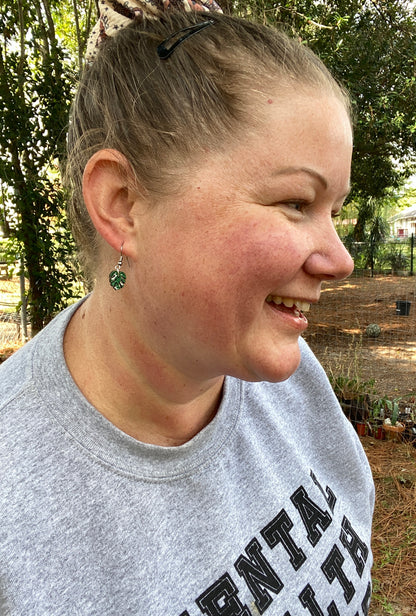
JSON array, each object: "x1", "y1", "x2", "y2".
[
  {"x1": 193, "y1": 222, "x2": 304, "y2": 296},
  {"x1": 222, "y1": 225, "x2": 304, "y2": 287},
  {"x1": 140, "y1": 215, "x2": 302, "y2": 315}
]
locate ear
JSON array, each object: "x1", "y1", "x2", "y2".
[{"x1": 82, "y1": 149, "x2": 140, "y2": 256}]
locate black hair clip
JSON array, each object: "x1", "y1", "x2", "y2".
[{"x1": 157, "y1": 19, "x2": 214, "y2": 60}]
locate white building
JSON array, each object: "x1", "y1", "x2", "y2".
[{"x1": 390, "y1": 204, "x2": 416, "y2": 238}]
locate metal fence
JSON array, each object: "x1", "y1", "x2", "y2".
[
  {"x1": 345, "y1": 235, "x2": 415, "y2": 277},
  {"x1": 0, "y1": 267, "x2": 28, "y2": 349}
]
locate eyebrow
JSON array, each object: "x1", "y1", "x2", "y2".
[
  {"x1": 271, "y1": 166, "x2": 328, "y2": 189},
  {"x1": 270, "y1": 166, "x2": 352, "y2": 199}
]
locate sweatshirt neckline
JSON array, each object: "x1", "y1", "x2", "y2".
[{"x1": 35, "y1": 299, "x2": 243, "y2": 480}]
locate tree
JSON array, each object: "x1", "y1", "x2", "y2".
[
  {"x1": 0, "y1": 0, "x2": 94, "y2": 333},
  {"x1": 53, "y1": 0, "x2": 96, "y2": 71},
  {"x1": 230, "y1": 0, "x2": 416, "y2": 230}
]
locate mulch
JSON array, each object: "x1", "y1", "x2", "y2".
[{"x1": 363, "y1": 437, "x2": 416, "y2": 615}]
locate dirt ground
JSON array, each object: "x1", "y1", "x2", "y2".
[{"x1": 304, "y1": 274, "x2": 416, "y2": 402}]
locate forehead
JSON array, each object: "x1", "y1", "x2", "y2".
[
  {"x1": 215, "y1": 90, "x2": 353, "y2": 191},
  {"x1": 151, "y1": 89, "x2": 353, "y2": 204},
  {"x1": 254, "y1": 86, "x2": 351, "y2": 143}
]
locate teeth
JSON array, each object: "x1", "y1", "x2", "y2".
[
  {"x1": 266, "y1": 295, "x2": 311, "y2": 313},
  {"x1": 297, "y1": 300, "x2": 311, "y2": 313}
]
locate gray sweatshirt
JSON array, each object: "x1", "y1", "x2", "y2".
[{"x1": 0, "y1": 301, "x2": 374, "y2": 615}]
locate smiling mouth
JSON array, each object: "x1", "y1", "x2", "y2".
[{"x1": 266, "y1": 295, "x2": 311, "y2": 317}]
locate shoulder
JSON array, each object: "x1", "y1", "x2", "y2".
[
  {"x1": 0, "y1": 300, "x2": 84, "y2": 417},
  {"x1": 0, "y1": 336, "x2": 37, "y2": 412},
  {"x1": 237, "y1": 341, "x2": 374, "y2": 515},
  {"x1": 0, "y1": 302, "x2": 86, "y2": 490}
]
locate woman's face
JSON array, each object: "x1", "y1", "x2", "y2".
[{"x1": 128, "y1": 90, "x2": 354, "y2": 384}]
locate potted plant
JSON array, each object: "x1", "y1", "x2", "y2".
[
  {"x1": 329, "y1": 374, "x2": 374, "y2": 435},
  {"x1": 383, "y1": 398, "x2": 405, "y2": 441},
  {"x1": 370, "y1": 398, "x2": 386, "y2": 439}
]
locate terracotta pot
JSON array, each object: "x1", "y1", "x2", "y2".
[
  {"x1": 374, "y1": 425, "x2": 385, "y2": 440},
  {"x1": 383, "y1": 424, "x2": 405, "y2": 442},
  {"x1": 356, "y1": 422, "x2": 367, "y2": 437}
]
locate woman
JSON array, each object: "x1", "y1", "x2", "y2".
[{"x1": 0, "y1": 3, "x2": 374, "y2": 614}]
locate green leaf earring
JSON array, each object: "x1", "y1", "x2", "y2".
[{"x1": 109, "y1": 244, "x2": 126, "y2": 290}]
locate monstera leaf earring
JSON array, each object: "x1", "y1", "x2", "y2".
[{"x1": 109, "y1": 244, "x2": 126, "y2": 290}]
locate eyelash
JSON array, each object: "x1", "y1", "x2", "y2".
[
  {"x1": 280, "y1": 202, "x2": 342, "y2": 221},
  {"x1": 282, "y1": 201, "x2": 307, "y2": 212}
]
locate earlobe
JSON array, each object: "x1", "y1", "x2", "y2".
[{"x1": 82, "y1": 149, "x2": 138, "y2": 255}]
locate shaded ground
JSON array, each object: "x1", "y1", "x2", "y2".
[{"x1": 304, "y1": 274, "x2": 416, "y2": 402}]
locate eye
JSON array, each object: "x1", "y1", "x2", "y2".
[
  {"x1": 281, "y1": 200, "x2": 307, "y2": 213},
  {"x1": 287, "y1": 202, "x2": 302, "y2": 210}
]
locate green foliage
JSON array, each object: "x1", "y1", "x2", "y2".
[
  {"x1": 343, "y1": 236, "x2": 412, "y2": 274},
  {"x1": 52, "y1": 0, "x2": 96, "y2": 70},
  {"x1": 372, "y1": 397, "x2": 401, "y2": 425},
  {"x1": 329, "y1": 373, "x2": 375, "y2": 402},
  {"x1": 382, "y1": 245, "x2": 410, "y2": 272},
  {"x1": 363, "y1": 212, "x2": 390, "y2": 269},
  {"x1": 386, "y1": 398, "x2": 400, "y2": 426},
  {"x1": 0, "y1": 0, "x2": 91, "y2": 332},
  {"x1": 394, "y1": 185, "x2": 416, "y2": 212}
]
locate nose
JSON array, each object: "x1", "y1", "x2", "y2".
[{"x1": 304, "y1": 223, "x2": 354, "y2": 281}]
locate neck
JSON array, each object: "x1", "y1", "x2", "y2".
[{"x1": 64, "y1": 293, "x2": 224, "y2": 446}]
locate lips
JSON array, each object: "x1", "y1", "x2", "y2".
[{"x1": 266, "y1": 295, "x2": 311, "y2": 316}]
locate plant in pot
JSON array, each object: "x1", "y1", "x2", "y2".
[
  {"x1": 329, "y1": 374, "x2": 374, "y2": 435},
  {"x1": 383, "y1": 398, "x2": 405, "y2": 441},
  {"x1": 325, "y1": 340, "x2": 375, "y2": 435},
  {"x1": 370, "y1": 398, "x2": 386, "y2": 439}
]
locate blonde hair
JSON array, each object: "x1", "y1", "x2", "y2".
[{"x1": 65, "y1": 12, "x2": 350, "y2": 278}]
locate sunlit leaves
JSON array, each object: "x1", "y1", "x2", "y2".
[{"x1": 0, "y1": 0, "x2": 85, "y2": 332}]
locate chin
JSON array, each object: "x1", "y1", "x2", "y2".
[{"x1": 237, "y1": 344, "x2": 302, "y2": 384}]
